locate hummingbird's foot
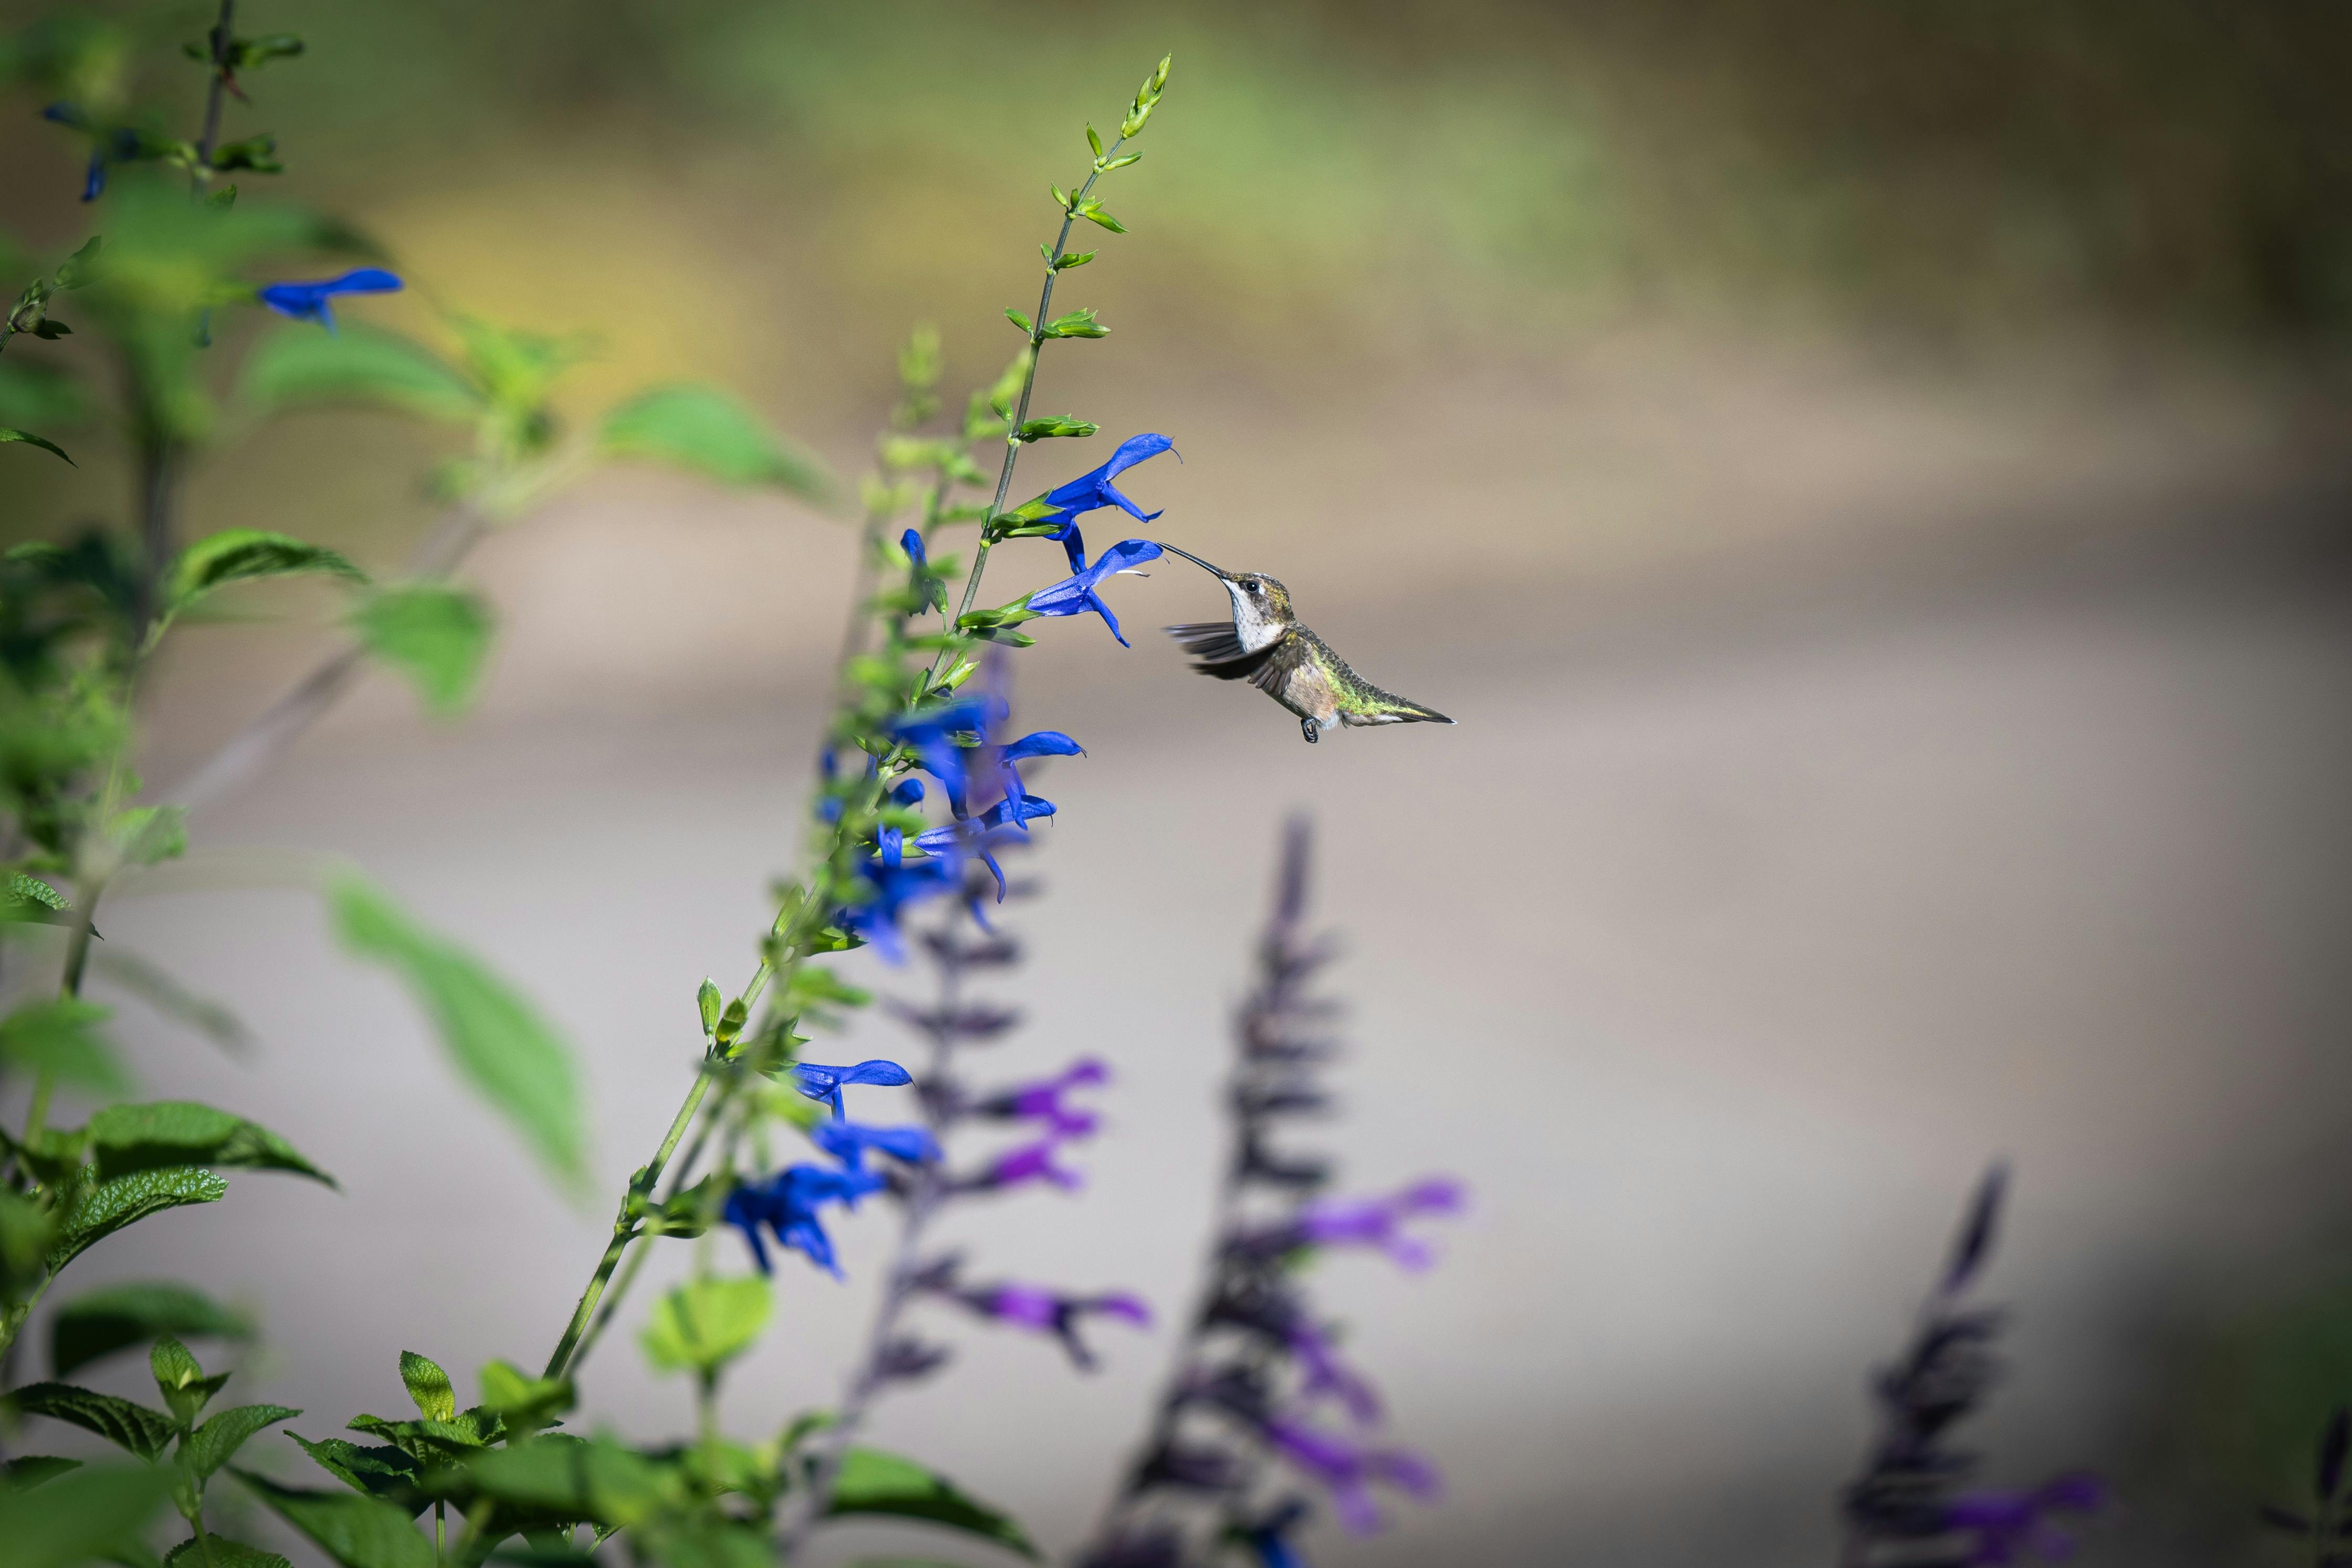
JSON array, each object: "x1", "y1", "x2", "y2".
[{"x1": 1300, "y1": 717, "x2": 1319, "y2": 745}]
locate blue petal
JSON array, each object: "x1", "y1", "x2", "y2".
[
  {"x1": 1099, "y1": 432, "x2": 1176, "y2": 480},
  {"x1": 900, "y1": 528, "x2": 926, "y2": 566},
  {"x1": 836, "y1": 1058, "x2": 915, "y2": 1089},
  {"x1": 1001, "y1": 731, "x2": 1084, "y2": 762}
]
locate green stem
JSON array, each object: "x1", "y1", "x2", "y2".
[
  {"x1": 928, "y1": 133, "x2": 1128, "y2": 687},
  {"x1": 540, "y1": 1066, "x2": 716, "y2": 1382}
]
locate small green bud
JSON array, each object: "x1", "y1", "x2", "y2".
[
  {"x1": 1086, "y1": 123, "x2": 1103, "y2": 159},
  {"x1": 1016, "y1": 415, "x2": 1100, "y2": 441},
  {"x1": 697, "y1": 979, "x2": 721, "y2": 1037},
  {"x1": 1049, "y1": 184, "x2": 1071, "y2": 211},
  {"x1": 715, "y1": 997, "x2": 749, "y2": 1049},
  {"x1": 1073, "y1": 201, "x2": 1127, "y2": 235},
  {"x1": 1052, "y1": 249, "x2": 1097, "y2": 270},
  {"x1": 1102, "y1": 153, "x2": 1141, "y2": 171},
  {"x1": 1003, "y1": 307, "x2": 1033, "y2": 334},
  {"x1": 1043, "y1": 307, "x2": 1106, "y2": 339}
]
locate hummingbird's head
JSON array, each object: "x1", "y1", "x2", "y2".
[{"x1": 1220, "y1": 570, "x2": 1294, "y2": 652}]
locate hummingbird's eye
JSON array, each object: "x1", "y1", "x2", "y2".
[{"x1": 1241, "y1": 577, "x2": 1260, "y2": 593}]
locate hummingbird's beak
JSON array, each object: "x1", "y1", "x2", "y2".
[{"x1": 1156, "y1": 543, "x2": 1231, "y2": 580}]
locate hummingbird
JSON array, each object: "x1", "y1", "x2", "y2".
[{"x1": 1156, "y1": 544, "x2": 1454, "y2": 744}]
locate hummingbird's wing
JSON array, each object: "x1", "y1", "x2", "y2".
[{"x1": 1165, "y1": 622, "x2": 1278, "y2": 681}]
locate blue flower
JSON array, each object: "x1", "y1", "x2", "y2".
[
  {"x1": 812, "y1": 1117, "x2": 941, "y2": 1170},
  {"x1": 256, "y1": 267, "x2": 404, "y2": 330},
  {"x1": 878, "y1": 776, "x2": 926, "y2": 868},
  {"x1": 1021, "y1": 433, "x2": 1177, "y2": 572},
  {"x1": 888, "y1": 696, "x2": 1000, "y2": 814},
  {"x1": 901, "y1": 528, "x2": 926, "y2": 567},
  {"x1": 839, "y1": 851, "x2": 960, "y2": 961},
  {"x1": 789, "y1": 1058, "x2": 915, "y2": 1118},
  {"x1": 724, "y1": 1162, "x2": 884, "y2": 1277},
  {"x1": 1026, "y1": 538, "x2": 1165, "y2": 647}
]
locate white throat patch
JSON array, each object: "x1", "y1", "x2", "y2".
[{"x1": 1224, "y1": 580, "x2": 1284, "y2": 653}]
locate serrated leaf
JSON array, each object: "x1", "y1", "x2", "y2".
[
  {"x1": 3, "y1": 870, "x2": 69, "y2": 912},
  {"x1": 1, "y1": 1189, "x2": 59, "y2": 1302},
  {"x1": 51, "y1": 1281, "x2": 256, "y2": 1379},
  {"x1": 233, "y1": 1469, "x2": 437, "y2": 1568},
  {"x1": 6, "y1": 1382, "x2": 180, "y2": 1460},
  {"x1": 90, "y1": 1102, "x2": 334, "y2": 1188},
  {"x1": 182, "y1": 1404, "x2": 299, "y2": 1479},
  {"x1": 167, "y1": 530, "x2": 364, "y2": 612},
  {"x1": 151, "y1": 1335, "x2": 227, "y2": 1425},
  {"x1": 824, "y1": 1448, "x2": 1036, "y2": 1559},
  {"x1": 110, "y1": 804, "x2": 187, "y2": 865},
  {"x1": 239, "y1": 324, "x2": 482, "y2": 422},
  {"x1": 328, "y1": 879, "x2": 589, "y2": 1190},
  {"x1": 50, "y1": 1167, "x2": 228, "y2": 1271},
  {"x1": 350, "y1": 584, "x2": 492, "y2": 717},
  {"x1": 165, "y1": 1536, "x2": 291, "y2": 1568},
  {"x1": 0, "y1": 1462, "x2": 177, "y2": 1568},
  {"x1": 398, "y1": 1351, "x2": 455, "y2": 1422},
  {"x1": 476, "y1": 1360, "x2": 572, "y2": 1428},
  {"x1": 0, "y1": 427, "x2": 74, "y2": 464},
  {"x1": 599, "y1": 385, "x2": 830, "y2": 500},
  {"x1": 442, "y1": 1435, "x2": 674, "y2": 1529},
  {"x1": 639, "y1": 1276, "x2": 770, "y2": 1374},
  {"x1": 284, "y1": 1433, "x2": 426, "y2": 1515},
  {"x1": 0, "y1": 998, "x2": 130, "y2": 1096}
]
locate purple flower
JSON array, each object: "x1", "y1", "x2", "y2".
[
  {"x1": 256, "y1": 268, "x2": 404, "y2": 330},
  {"x1": 1945, "y1": 1476, "x2": 2106, "y2": 1565},
  {"x1": 969, "y1": 1135, "x2": 1088, "y2": 1193},
  {"x1": 1026, "y1": 538, "x2": 1164, "y2": 647},
  {"x1": 1012, "y1": 433, "x2": 1178, "y2": 572},
  {"x1": 1262, "y1": 1414, "x2": 1440, "y2": 1534},
  {"x1": 973, "y1": 1057, "x2": 1108, "y2": 1137},
  {"x1": 1287, "y1": 1318, "x2": 1383, "y2": 1427},
  {"x1": 811, "y1": 1118, "x2": 941, "y2": 1170},
  {"x1": 789, "y1": 1058, "x2": 915, "y2": 1119},
  {"x1": 724, "y1": 1162, "x2": 885, "y2": 1277},
  {"x1": 1239, "y1": 1177, "x2": 1466, "y2": 1270},
  {"x1": 948, "y1": 1281, "x2": 1152, "y2": 1370}
]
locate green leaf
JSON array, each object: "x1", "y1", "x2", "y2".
[
  {"x1": 1050, "y1": 249, "x2": 1097, "y2": 271},
  {"x1": 284, "y1": 1433, "x2": 425, "y2": 1513},
  {"x1": 1003, "y1": 308, "x2": 1032, "y2": 334},
  {"x1": 90, "y1": 1102, "x2": 336, "y2": 1187},
  {"x1": 51, "y1": 1281, "x2": 256, "y2": 1378},
  {"x1": 1015, "y1": 416, "x2": 1099, "y2": 442},
  {"x1": 444, "y1": 1435, "x2": 675, "y2": 1529},
  {"x1": 824, "y1": 1448, "x2": 1036, "y2": 1559},
  {"x1": 182, "y1": 1404, "x2": 299, "y2": 1480},
  {"x1": 598, "y1": 385, "x2": 830, "y2": 500},
  {"x1": 0, "y1": 1189, "x2": 59, "y2": 1302},
  {"x1": 0, "y1": 359, "x2": 88, "y2": 428},
  {"x1": 1041, "y1": 309, "x2": 1105, "y2": 340},
  {"x1": 239, "y1": 324, "x2": 482, "y2": 423},
  {"x1": 110, "y1": 804, "x2": 187, "y2": 865},
  {"x1": 328, "y1": 878, "x2": 589, "y2": 1189},
  {"x1": 639, "y1": 1276, "x2": 770, "y2": 1374},
  {"x1": 165, "y1": 1536, "x2": 292, "y2": 1568},
  {"x1": 475, "y1": 1360, "x2": 572, "y2": 1429},
  {"x1": 3, "y1": 870, "x2": 69, "y2": 913},
  {"x1": 350, "y1": 584, "x2": 492, "y2": 717},
  {"x1": 167, "y1": 529, "x2": 365, "y2": 612},
  {"x1": 3, "y1": 1456, "x2": 82, "y2": 1491},
  {"x1": 151, "y1": 1335, "x2": 230, "y2": 1426},
  {"x1": 0, "y1": 1462, "x2": 178, "y2": 1568},
  {"x1": 0, "y1": 998, "x2": 130, "y2": 1096},
  {"x1": 1073, "y1": 201, "x2": 1126, "y2": 235},
  {"x1": 0, "y1": 427, "x2": 74, "y2": 464},
  {"x1": 6, "y1": 1382, "x2": 180, "y2": 1460},
  {"x1": 398, "y1": 1350, "x2": 455, "y2": 1423},
  {"x1": 233, "y1": 1468, "x2": 436, "y2": 1568},
  {"x1": 49, "y1": 1166, "x2": 229, "y2": 1271}
]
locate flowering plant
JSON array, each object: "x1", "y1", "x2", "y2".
[{"x1": 0, "y1": 11, "x2": 1476, "y2": 1568}]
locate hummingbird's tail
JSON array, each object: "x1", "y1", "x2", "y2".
[{"x1": 1339, "y1": 688, "x2": 1455, "y2": 727}]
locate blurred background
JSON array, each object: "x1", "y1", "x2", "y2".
[{"x1": 5, "y1": 1, "x2": 2352, "y2": 1563}]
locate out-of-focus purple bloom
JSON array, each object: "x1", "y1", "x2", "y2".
[
  {"x1": 1288, "y1": 1318, "x2": 1383, "y2": 1427},
  {"x1": 1017, "y1": 433, "x2": 1177, "y2": 573},
  {"x1": 970, "y1": 1135, "x2": 1088, "y2": 1193},
  {"x1": 1025, "y1": 538, "x2": 1164, "y2": 647},
  {"x1": 1237, "y1": 1177, "x2": 1466, "y2": 1270},
  {"x1": 974, "y1": 1057, "x2": 1108, "y2": 1137},
  {"x1": 724, "y1": 1162, "x2": 884, "y2": 1278},
  {"x1": 811, "y1": 1118, "x2": 941, "y2": 1170},
  {"x1": 947, "y1": 1280, "x2": 1152, "y2": 1370},
  {"x1": 789, "y1": 1058, "x2": 914, "y2": 1118},
  {"x1": 1944, "y1": 1476, "x2": 2105, "y2": 1565},
  {"x1": 256, "y1": 267, "x2": 404, "y2": 330},
  {"x1": 1262, "y1": 1414, "x2": 1440, "y2": 1535}
]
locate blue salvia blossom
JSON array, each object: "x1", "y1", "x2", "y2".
[
  {"x1": 724, "y1": 1162, "x2": 884, "y2": 1278},
  {"x1": 1837, "y1": 1167, "x2": 2107, "y2": 1566},
  {"x1": 1012, "y1": 432, "x2": 1178, "y2": 572},
  {"x1": 39, "y1": 103, "x2": 148, "y2": 201},
  {"x1": 1084, "y1": 820, "x2": 1461, "y2": 1567},
  {"x1": 256, "y1": 267, "x2": 404, "y2": 329},
  {"x1": 789, "y1": 1058, "x2": 916, "y2": 1119},
  {"x1": 1025, "y1": 538, "x2": 1165, "y2": 647},
  {"x1": 811, "y1": 1117, "x2": 942, "y2": 1172}
]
